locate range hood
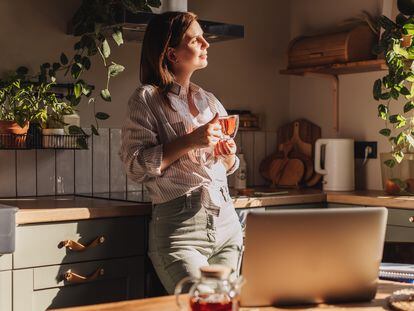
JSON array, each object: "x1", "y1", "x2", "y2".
[{"x1": 68, "y1": 10, "x2": 244, "y2": 43}]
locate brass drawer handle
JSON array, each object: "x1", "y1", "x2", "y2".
[
  {"x1": 64, "y1": 268, "x2": 104, "y2": 284},
  {"x1": 58, "y1": 236, "x2": 105, "y2": 251},
  {"x1": 409, "y1": 217, "x2": 414, "y2": 223}
]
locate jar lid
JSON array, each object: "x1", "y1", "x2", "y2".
[{"x1": 200, "y1": 265, "x2": 231, "y2": 279}]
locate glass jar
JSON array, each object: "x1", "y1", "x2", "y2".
[{"x1": 175, "y1": 265, "x2": 244, "y2": 311}]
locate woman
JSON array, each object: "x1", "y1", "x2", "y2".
[{"x1": 120, "y1": 11, "x2": 243, "y2": 294}]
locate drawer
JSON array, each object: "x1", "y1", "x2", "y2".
[
  {"x1": 387, "y1": 208, "x2": 414, "y2": 228},
  {"x1": 0, "y1": 254, "x2": 12, "y2": 271},
  {"x1": 14, "y1": 216, "x2": 146, "y2": 269},
  {"x1": 385, "y1": 225, "x2": 414, "y2": 243},
  {"x1": 13, "y1": 256, "x2": 145, "y2": 311}
]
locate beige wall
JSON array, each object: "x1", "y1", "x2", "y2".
[
  {"x1": 0, "y1": 0, "x2": 291, "y2": 132},
  {"x1": 288, "y1": 0, "x2": 394, "y2": 190}
]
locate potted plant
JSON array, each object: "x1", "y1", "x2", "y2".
[
  {"x1": 0, "y1": 68, "x2": 43, "y2": 147},
  {"x1": 373, "y1": 0, "x2": 414, "y2": 194}
]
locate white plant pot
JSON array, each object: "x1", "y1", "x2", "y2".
[
  {"x1": 151, "y1": 0, "x2": 187, "y2": 13},
  {"x1": 42, "y1": 128, "x2": 65, "y2": 148}
]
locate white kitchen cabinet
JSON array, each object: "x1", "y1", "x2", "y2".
[
  {"x1": 13, "y1": 257, "x2": 144, "y2": 311},
  {"x1": 385, "y1": 208, "x2": 414, "y2": 243},
  {"x1": 12, "y1": 216, "x2": 148, "y2": 311},
  {"x1": 0, "y1": 270, "x2": 12, "y2": 311}
]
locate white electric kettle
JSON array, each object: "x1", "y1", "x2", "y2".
[{"x1": 314, "y1": 138, "x2": 355, "y2": 191}]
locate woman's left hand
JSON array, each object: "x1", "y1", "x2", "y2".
[{"x1": 214, "y1": 139, "x2": 237, "y2": 157}]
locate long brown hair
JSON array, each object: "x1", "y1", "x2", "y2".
[{"x1": 140, "y1": 12, "x2": 197, "y2": 96}]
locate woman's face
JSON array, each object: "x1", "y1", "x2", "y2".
[{"x1": 169, "y1": 21, "x2": 210, "y2": 73}]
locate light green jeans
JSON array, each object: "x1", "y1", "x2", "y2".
[{"x1": 148, "y1": 190, "x2": 243, "y2": 294}]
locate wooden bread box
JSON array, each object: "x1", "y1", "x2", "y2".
[{"x1": 287, "y1": 25, "x2": 377, "y2": 69}]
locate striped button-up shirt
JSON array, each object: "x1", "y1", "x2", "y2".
[{"x1": 120, "y1": 82, "x2": 239, "y2": 215}]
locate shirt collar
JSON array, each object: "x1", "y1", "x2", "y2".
[{"x1": 169, "y1": 81, "x2": 202, "y2": 98}]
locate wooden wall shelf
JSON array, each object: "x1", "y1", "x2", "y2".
[{"x1": 280, "y1": 59, "x2": 387, "y2": 76}]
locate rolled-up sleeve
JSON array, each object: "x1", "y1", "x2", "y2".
[{"x1": 120, "y1": 90, "x2": 163, "y2": 183}]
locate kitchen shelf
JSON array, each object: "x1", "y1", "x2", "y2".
[
  {"x1": 279, "y1": 59, "x2": 387, "y2": 76},
  {"x1": 279, "y1": 58, "x2": 387, "y2": 132},
  {"x1": 0, "y1": 133, "x2": 89, "y2": 150}
]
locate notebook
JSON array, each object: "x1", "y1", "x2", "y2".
[{"x1": 380, "y1": 263, "x2": 414, "y2": 281}]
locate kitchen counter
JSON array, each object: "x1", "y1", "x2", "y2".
[
  {"x1": 52, "y1": 280, "x2": 409, "y2": 311},
  {"x1": 1, "y1": 189, "x2": 414, "y2": 224}
]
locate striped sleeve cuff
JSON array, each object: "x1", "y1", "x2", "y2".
[
  {"x1": 226, "y1": 155, "x2": 240, "y2": 176},
  {"x1": 141, "y1": 144, "x2": 164, "y2": 177}
]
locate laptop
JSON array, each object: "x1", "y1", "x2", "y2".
[{"x1": 240, "y1": 207, "x2": 388, "y2": 307}]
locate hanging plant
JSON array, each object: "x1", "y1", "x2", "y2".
[{"x1": 373, "y1": 12, "x2": 414, "y2": 168}]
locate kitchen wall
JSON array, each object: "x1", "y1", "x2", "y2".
[
  {"x1": 0, "y1": 0, "x2": 290, "y2": 197},
  {"x1": 0, "y1": 0, "x2": 399, "y2": 194},
  {"x1": 288, "y1": 0, "x2": 395, "y2": 190},
  {"x1": 0, "y1": 0, "x2": 291, "y2": 131}
]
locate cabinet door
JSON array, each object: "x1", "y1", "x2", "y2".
[
  {"x1": 0, "y1": 271, "x2": 11, "y2": 311},
  {"x1": 13, "y1": 256, "x2": 145, "y2": 311}
]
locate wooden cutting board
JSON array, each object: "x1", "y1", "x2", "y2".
[
  {"x1": 277, "y1": 119, "x2": 321, "y2": 158},
  {"x1": 259, "y1": 119, "x2": 322, "y2": 188}
]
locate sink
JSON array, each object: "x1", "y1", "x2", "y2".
[{"x1": 0, "y1": 205, "x2": 18, "y2": 253}]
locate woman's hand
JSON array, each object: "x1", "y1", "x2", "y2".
[
  {"x1": 185, "y1": 113, "x2": 222, "y2": 149},
  {"x1": 214, "y1": 139, "x2": 237, "y2": 156}
]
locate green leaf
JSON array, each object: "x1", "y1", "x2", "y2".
[
  {"x1": 68, "y1": 125, "x2": 84, "y2": 135},
  {"x1": 74, "y1": 54, "x2": 82, "y2": 63},
  {"x1": 60, "y1": 53, "x2": 68, "y2": 65},
  {"x1": 397, "y1": 132, "x2": 406, "y2": 145},
  {"x1": 102, "y1": 39, "x2": 110, "y2": 58},
  {"x1": 404, "y1": 24, "x2": 414, "y2": 35},
  {"x1": 393, "y1": 151, "x2": 404, "y2": 163},
  {"x1": 401, "y1": 86, "x2": 411, "y2": 95},
  {"x1": 71, "y1": 63, "x2": 82, "y2": 79},
  {"x1": 379, "y1": 128, "x2": 391, "y2": 136},
  {"x1": 52, "y1": 62, "x2": 61, "y2": 71},
  {"x1": 380, "y1": 92, "x2": 391, "y2": 100},
  {"x1": 74, "y1": 83, "x2": 82, "y2": 98},
  {"x1": 378, "y1": 104, "x2": 388, "y2": 120},
  {"x1": 16, "y1": 66, "x2": 28, "y2": 75},
  {"x1": 100, "y1": 89, "x2": 111, "y2": 101},
  {"x1": 373, "y1": 79, "x2": 382, "y2": 100},
  {"x1": 108, "y1": 62, "x2": 125, "y2": 77},
  {"x1": 95, "y1": 112, "x2": 110, "y2": 120},
  {"x1": 384, "y1": 159, "x2": 396, "y2": 168},
  {"x1": 66, "y1": 94, "x2": 81, "y2": 106},
  {"x1": 91, "y1": 124, "x2": 99, "y2": 136},
  {"x1": 389, "y1": 114, "x2": 406, "y2": 128},
  {"x1": 404, "y1": 101, "x2": 414, "y2": 113},
  {"x1": 391, "y1": 88, "x2": 400, "y2": 99},
  {"x1": 112, "y1": 28, "x2": 124, "y2": 46},
  {"x1": 76, "y1": 137, "x2": 88, "y2": 149},
  {"x1": 82, "y1": 56, "x2": 91, "y2": 70}
]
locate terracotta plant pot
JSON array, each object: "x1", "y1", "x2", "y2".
[
  {"x1": 0, "y1": 121, "x2": 30, "y2": 148},
  {"x1": 402, "y1": 34, "x2": 413, "y2": 48}
]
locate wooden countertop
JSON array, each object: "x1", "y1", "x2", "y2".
[
  {"x1": 2, "y1": 189, "x2": 414, "y2": 224},
  {"x1": 0, "y1": 196, "x2": 151, "y2": 225},
  {"x1": 53, "y1": 281, "x2": 409, "y2": 311}
]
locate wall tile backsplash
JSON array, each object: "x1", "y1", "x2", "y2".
[{"x1": 0, "y1": 128, "x2": 278, "y2": 198}]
